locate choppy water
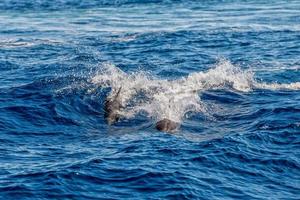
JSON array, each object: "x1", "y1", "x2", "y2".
[{"x1": 1, "y1": 0, "x2": 300, "y2": 199}]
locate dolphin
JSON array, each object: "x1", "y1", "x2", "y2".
[
  {"x1": 104, "y1": 87, "x2": 122, "y2": 125},
  {"x1": 155, "y1": 118, "x2": 178, "y2": 133}
]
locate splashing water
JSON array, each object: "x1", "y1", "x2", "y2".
[{"x1": 91, "y1": 60, "x2": 300, "y2": 124}]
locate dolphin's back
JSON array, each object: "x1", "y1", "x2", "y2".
[
  {"x1": 155, "y1": 118, "x2": 178, "y2": 133},
  {"x1": 104, "y1": 87, "x2": 122, "y2": 125}
]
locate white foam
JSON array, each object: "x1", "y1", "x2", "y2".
[
  {"x1": 91, "y1": 60, "x2": 299, "y2": 123},
  {"x1": 254, "y1": 82, "x2": 300, "y2": 90}
]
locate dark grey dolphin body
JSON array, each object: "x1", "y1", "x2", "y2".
[
  {"x1": 104, "y1": 88, "x2": 179, "y2": 132},
  {"x1": 155, "y1": 118, "x2": 178, "y2": 133},
  {"x1": 104, "y1": 87, "x2": 122, "y2": 125}
]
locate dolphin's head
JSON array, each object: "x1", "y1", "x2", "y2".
[
  {"x1": 104, "y1": 100, "x2": 121, "y2": 125},
  {"x1": 104, "y1": 87, "x2": 123, "y2": 126},
  {"x1": 106, "y1": 112, "x2": 119, "y2": 125},
  {"x1": 155, "y1": 118, "x2": 178, "y2": 133}
]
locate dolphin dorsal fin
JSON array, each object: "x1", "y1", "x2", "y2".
[{"x1": 113, "y1": 87, "x2": 122, "y2": 99}]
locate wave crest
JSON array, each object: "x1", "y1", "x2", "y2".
[{"x1": 91, "y1": 60, "x2": 299, "y2": 123}]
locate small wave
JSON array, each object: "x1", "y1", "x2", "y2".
[
  {"x1": 254, "y1": 82, "x2": 300, "y2": 90},
  {"x1": 91, "y1": 60, "x2": 299, "y2": 124},
  {"x1": 0, "y1": 39, "x2": 64, "y2": 49}
]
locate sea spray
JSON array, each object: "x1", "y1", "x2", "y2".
[{"x1": 91, "y1": 60, "x2": 300, "y2": 123}]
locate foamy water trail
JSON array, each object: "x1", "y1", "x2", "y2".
[
  {"x1": 91, "y1": 60, "x2": 300, "y2": 123},
  {"x1": 254, "y1": 82, "x2": 300, "y2": 90}
]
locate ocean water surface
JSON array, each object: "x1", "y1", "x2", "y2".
[{"x1": 0, "y1": 0, "x2": 300, "y2": 199}]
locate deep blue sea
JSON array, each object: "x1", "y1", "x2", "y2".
[{"x1": 1, "y1": 0, "x2": 300, "y2": 199}]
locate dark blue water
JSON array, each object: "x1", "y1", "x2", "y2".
[{"x1": 1, "y1": 0, "x2": 300, "y2": 199}]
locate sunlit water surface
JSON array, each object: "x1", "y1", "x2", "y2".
[{"x1": 0, "y1": 0, "x2": 300, "y2": 199}]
